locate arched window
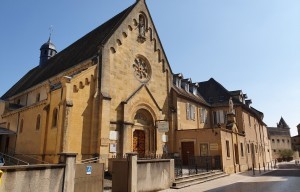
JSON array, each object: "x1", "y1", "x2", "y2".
[
  {"x1": 20, "y1": 119, "x2": 24, "y2": 133},
  {"x1": 52, "y1": 108, "x2": 58, "y2": 127},
  {"x1": 36, "y1": 115, "x2": 41, "y2": 130}
]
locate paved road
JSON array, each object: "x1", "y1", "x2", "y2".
[{"x1": 161, "y1": 161, "x2": 300, "y2": 192}]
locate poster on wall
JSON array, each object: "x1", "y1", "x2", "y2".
[
  {"x1": 109, "y1": 143, "x2": 117, "y2": 153},
  {"x1": 210, "y1": 143, "x2": 218, "y2": 151},
  {"x1": 200, "y1": 143, "x2": 208, "y2": 156}
]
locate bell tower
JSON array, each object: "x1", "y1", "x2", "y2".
[{"x1": 39, "y1": 31, "x2": 57, "y2": 67}]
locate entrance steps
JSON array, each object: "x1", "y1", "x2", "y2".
[{"x1": 172, "y1": 170, "x2": 228, "y2": 189}]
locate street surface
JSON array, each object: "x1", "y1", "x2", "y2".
[{"x1": 161, "y1": 161, "x2": 300, "y2": 192}]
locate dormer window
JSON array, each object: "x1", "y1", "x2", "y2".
[
  {"x1": 175, "y1": 78, "x2": 181, "y2": 87},
  {"x1": 193, "y1": 87, "x2": 197, "y2": 95},
  {"x1": 185, "y1": 83, "x2": 189, "y2": 92}
]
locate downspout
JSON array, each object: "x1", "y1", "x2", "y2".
[{"x1": 14, "y1": 112, "x2": 20, "y2": 155}]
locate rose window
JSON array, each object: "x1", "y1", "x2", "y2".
[{"x1": 132, "y1": 58, "x2": 151, "y2": 82}]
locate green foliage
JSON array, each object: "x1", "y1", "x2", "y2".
[{"x1": 277, "y1": 149, "x2": 294, "y2": 158}]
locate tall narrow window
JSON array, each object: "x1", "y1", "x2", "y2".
[
  {"x1": 240, "y1": 143, "x2": 244, "y2": 157},
  {"x1": 20, "y1": 119, "x2": 24, "y2": 133},
  {"x1": 200, "y1": 108, "x2": 207, "y2": 123},
  {"x1": 52, "y1": 108, "x2": 58, "y2": 127},
  {"x1": 247, "y1": 144, "x2": 250, "y2": 153},
  {"x1": 186, "y1": 103, "x2": 190, "y2": 120},
  {"x1": 248, "y1": 114, "x2": 251, "y2": 126},
  {"x1": 186, "y1": 103, "x2": 195, "y2": 120},
  {"x1": 226, "y1": 140, "x2": 230, "y2": 158},
  {"x1": 213, "y1": 110, "x2": 225, "y2": 125},
  {"x1": 36, "y1": 115, "x2": 41, "y2": 130}
]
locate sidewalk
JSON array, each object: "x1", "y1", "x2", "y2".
[{"x1": 160, "y1": 167, "x2": 277, "y2": 192}]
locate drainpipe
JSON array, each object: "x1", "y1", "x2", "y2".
[{"x1": 14, "y1": 112, "x2": 20, "y2": 155}]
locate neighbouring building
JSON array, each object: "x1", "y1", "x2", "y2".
[
  {"x1": 170, "y1": 76, "x2": 272, "y2": 173},
  {"x1": 0, "y1": 0, "x2": 271, "y2": 174},
  {"x1": 291, "y1": 124, "x2": 300, "y2": 154},
  {"x1": 267, "y1": 117, "x2": 292, "y2": 160}
]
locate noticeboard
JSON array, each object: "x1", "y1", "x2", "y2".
[{"x1": 157, "y1": 121, "x2": 169, "y2": 132}]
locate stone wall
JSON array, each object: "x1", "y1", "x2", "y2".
[
  {"x1": 137, "y1": 159, "x2": 174, "y2": 192},
  {"x1": 0, "y1": 164, "x2": 64, "y2": 192},
  {"x1": 112, "y1": 154, "x2": 174, "y2": 192}
]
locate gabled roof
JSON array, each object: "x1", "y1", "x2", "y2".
[
  {"x1": 277, "y1": 117, "x2": 290, "y2": 129},
  {"x1": 197, "y1": 78, "x2": 236, "y2": 104},
  {"x1": 1, "y1": 2, "x2": 137, "y2": 100},
  {"x1": 172, "y1": 86, "x2": 210, "y2": 106}
]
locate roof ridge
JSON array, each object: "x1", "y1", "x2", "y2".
[{"x1": 1, "y1": 2, "x2": 137, "y2": 99}]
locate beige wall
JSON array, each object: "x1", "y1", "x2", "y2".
[{"x1": 0, "y1": 165, "x2": 64, "y2": 192}]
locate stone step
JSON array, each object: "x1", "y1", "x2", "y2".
[
  {"x1": 172, "y1": 171, "x2": 228, "y2": 189},
  {"x1": 175, "y1": 170, "x2": 221, "y2": 182}
]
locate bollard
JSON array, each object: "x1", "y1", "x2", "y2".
[
  {"x1": 0, "y1": 170, "x2": 3, "y2": 186},
  {"x1": 259, "y1": 163, "x2": 261, "y2": 174},
  {"x1": 263, "y1": 163, "x2": 265, "y2": 172},
  {"x1": 252, "y1": 165, "x2": 255, "y2": 176}
]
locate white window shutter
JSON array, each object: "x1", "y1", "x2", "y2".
[
  {"x1": 186, "y1": 103, "x2": 190, "y2": 120},
  {"x1": 219, "y1": 110, "x2": 224, "y2": 124}
]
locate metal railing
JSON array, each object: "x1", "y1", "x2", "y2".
[
  {"x1": 0, "y1": 152, "x2": 29, "y2": 166},
  {"x1": 79, "y1": 157, "x2": 99, "y2": 164},
  {"x1": 18, "y1": 154, "x2": 49, "y2": 164}
]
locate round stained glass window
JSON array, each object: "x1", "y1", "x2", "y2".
[{"x1": 132, "y1": 57, "x2": 151, "y2": 83}]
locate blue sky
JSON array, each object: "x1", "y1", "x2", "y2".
[{"x1": 0, "y1": 0, "x2": 299, "y2": 135}]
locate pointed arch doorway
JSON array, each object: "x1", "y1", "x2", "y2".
[{"x1": 132, "y1": 108, "x2": 156, "y2": 158}]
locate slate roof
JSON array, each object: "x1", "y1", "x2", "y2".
[
  {"x1": 277, "y1": 117, "x2": 290, "y2": 129},
  {"x1": 197, "y1": 78, "x2": 266, "y2": 124},
  {"x1": 1, "y1": 3, "x2": 137, "y2": 100},
  {"x1": 198, "y1": 78, "x2": 233, "y2": 104},
  {"x1": 172, "y1": 85, "x2": 210, "y2": 106},
  {"x1": 267, "y1": 127, "x2": 291, "y2": 136}
]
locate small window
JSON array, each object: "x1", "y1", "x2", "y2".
[
  {"x1": 240, "y1": 143, "x2": 244, "y2": 157},
  {"x1": 226, "y1": 140, "x2": 230, "y2": 157},
  {"x1": 248, "y1": 115, "x2": 251, "y2": 126},
  {"x1": 272, "y1": 139, "x2": 275, "y2": 143},
  {"x1": 36, "y1": 115, "x2": 41, "y2": 130},
  {"x1": 287, "y1": 139, "x2": 289, "y2": 143},
  {"x1": 277, "y1": 139, "x2": 280, "y2": 143},
  {"x1": 36, "y1": 93, "x2": 40, "y2": 102},
  {"x1": 247, "y1": 144, "x2": 250, "y2": 153},
  {"x1": 273, "y1": 149, "x2": 276, "y2": 152},
  {"x1": 20, "y1": 119, "x2": 24, "y2": 133},
  {"x1": 52, "y1": 108, "x2": 58, "y2": 127},
  {"x1": 282, "y1": 139, "x2": 285, "y2": 143}
]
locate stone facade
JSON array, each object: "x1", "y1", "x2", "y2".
[
  {"x1": 267, "y1": 118, "x2": 292, "y2": 160},
  {"x1": 0, "y1": 0, "x2": 271, "y2": 174}
]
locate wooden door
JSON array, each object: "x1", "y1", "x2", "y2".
[
  {"x1": 234, "y1": 144, "x2": 239, "y2": 164},
  {"x1": 133, "y1": 130, "x2": 145, "y2": 157},
  {"x1": 181, "y1": 142, "x2": 194, "y2": 165}
]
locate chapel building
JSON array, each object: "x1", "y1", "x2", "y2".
[{"x1": 0, "y1": 0, "x2": 271, "y2": 173}]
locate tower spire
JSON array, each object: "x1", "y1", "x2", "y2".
[{"x1": 39, "y1": 26, "x2": 57, "y2": 67}]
